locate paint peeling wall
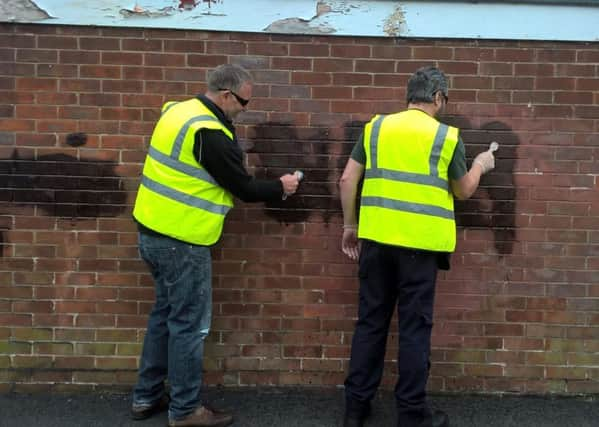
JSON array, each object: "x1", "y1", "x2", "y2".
[{"x1": 2, "y1": 0, "x2": 599, "y2": 41}]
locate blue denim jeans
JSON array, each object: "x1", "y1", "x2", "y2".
[{"x1": 132, "y1": 231, "x2": 212, "y2": 421}]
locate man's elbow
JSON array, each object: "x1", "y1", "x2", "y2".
[
  {"x1": 338, "y1": 174, "x2": 350, "y2": 191},
  {"x1": 453, "y1": 190, "x2": 469, "y2": 201},
  {"x1": 454, "y1": 189, "x2": 474, "y2": 200},
  {"x1": 451, "y1": 179, "x2": 476, "y2": 200}
]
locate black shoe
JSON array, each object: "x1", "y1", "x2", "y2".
[
  {"x1": 130, "y1": 394, "x2": 170, "y2": 420},
  {"x1": 432, "y1": 409, "x2": 449, "y2": 427},
  {"x1": 343, "y1": 414, "x2": 365, "y2": 427}
]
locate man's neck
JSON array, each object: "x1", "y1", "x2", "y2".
[
  {"x1": 407, "y1": 102, "x2": 437, "y2": 117},
  {"x1": 205, "y1": 91, "x2": 220, "y2": 108}
]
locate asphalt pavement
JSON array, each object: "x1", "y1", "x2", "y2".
[{"x1": 1, "y1": 387, "x2": 599, "y2": 427}]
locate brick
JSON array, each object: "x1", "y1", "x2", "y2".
[
  {"x1": 144, "y1": 53, "x2": 186, "y2": 67},
  {"x1": 15, "y1": 105, "x2": 57, "y2": 120},
  {"x1": 79, "y1": 37, "x2": 120, "y2": 51},
  {"x1": 16, "y1": 77, "x2": 57, "y2": 92},
  {"x1": 331, "y1": 45, "x2": 371, "y2": 58},
  {"x1": 205, "y1": 41, "x2": 246, "y2": 55},
  {"x1": 314, "y1": 58, "x2": 353, "y2": 73},
  {"x1": 537, "y1": 49, "x2": 575, "y2": 62},
  {"x1": 79, "y1": 93, "x2": 121, "y2": 107},
  {"x1": 0, "y1": 340, "x2": 32, "y2": 354},
  {"x1": 36, "y1": 64, "x2": 78, "y2": 78},
  {"x1": 16, "y1": 48, "x2": 57, "y2": 63},
  {"x1": 555, "y1": 92, "x2": 594, "y2": 105},
  {"x1": 123, "y1": 66, "x2": 164, "y2": 81},
  {"x1": 372, "y1": 45, "x2": 411, "y2": 59},
  {"x1": 495, "y1": 48, "x2": 534, "y2": 62},
  {"x1": 495, "y1": 77, "x2": 534, "y2": 90},
  {"x1": 38, "y1": 36, "x2": 77, "y2": 50},
  {"x1": 312, "y1": 86, "x2": 352, "y2": 100},
  {"x1": 290, "y1": 71, "x2": 331, "y2": 86},
  {"x1": 0, "y1": 62, "x2": 35, "y2": 76},
  {"x1": 12, "y1": 327, "x2": 53, "y2": 340},
  {"x1": 144, "y1": 81, "x2": 186, "y2": 95},
  {"x1": 480, "y1": 62, "x2": 513, "y2": 76},
  {"x1": 247, "y1": 42, "x2": 288, "y2": 56},
  {"x1": 75, "y1": 343, "x2": 116, "y2": 356},
  {"x1": 413, "y1": 47, "x2": 453, "y2": 60},
  {"x1": 116, "y1": 343, "x2": 142, "y2": 356},
  {"x1": 290, "y1": 44, "x2": 329, "y2": 57},
  {"x1": 12, "y1": 355, "x2": 53, "y2": 368},
  {"x1": 60, "y1": 50, "x2": 100, "y2": 64},
  {"x1": 187, "y1": 54, "x2": 228, "y2": 67},
  {"x1": 122, "y1": 38, "x2": 162, "y2": 52},
  {"x1": 0, "y1": 34, "x2": 35, "y2": 48}
]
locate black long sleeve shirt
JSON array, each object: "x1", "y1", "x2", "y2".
[
  {"x1": 192, "y1": 95, "x2": 284, "y2": 202},
  {"x1": 137, "y1": 95, "x2": 284, "y2": 238}
]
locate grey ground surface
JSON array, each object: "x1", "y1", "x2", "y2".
[{"x1": 2, "y1": 387, "x2": 599, "y2": 427}]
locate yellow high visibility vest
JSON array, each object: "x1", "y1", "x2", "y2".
[
  {"x1": 133, "y1": 98, "x2": 234, "y2": 245},
  {"x1": 358, "y1": 109, "x2": 459, "y2": 252}
]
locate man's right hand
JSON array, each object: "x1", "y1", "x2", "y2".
[
  {"x1": 279, "y1": 173, "x2": 300, "y2": 196},
  {"x1": 473, "y1": 150, "x2": 495, "y2": 174},
  {"x1": 341, "y1": 228, "x2": 360, "y2": 261}
]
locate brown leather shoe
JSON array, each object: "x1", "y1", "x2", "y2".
[
  {"x1": 168, "y1": 406, "x2": 233, "y2": 427},
  {"x1": 131, "y1": 394, "x2": 170, "y2": 420}
]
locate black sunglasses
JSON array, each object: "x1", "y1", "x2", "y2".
[{"x1": 218, "y1": 87, "x2": 250, "y2": 107}]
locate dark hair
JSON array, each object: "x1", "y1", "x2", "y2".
[
  {"x1": 207, "y1": 64, "x2": 252, "y2": 93},
  {"x1": 406, "y1": 66, "x2": 448, "y2": 104}
]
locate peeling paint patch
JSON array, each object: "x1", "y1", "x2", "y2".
[
  {"x1": 179, "y1": 0, "x2": 197, "y2": 10},
  {"x1": 199, "y1": 0, "x2": 226, "y2": 15},
  {"x1": 383, "y1": 4, "x2": 407, "y2": 37},
  {"x1": 264, "y1": 17, "x2": 336, "y2": 34},
  {"x1": 120, "y1": 5, "x2": 175, "y2": 18},
  {"x1": 264, "y1": 0, "x2": 336, "y2": 34},
  {"x1": 316, "y1": 1, "x2": 332, "y2": 16},
  {"x1": 0, "y1": 0, "x2": 51, "y2": 21}
]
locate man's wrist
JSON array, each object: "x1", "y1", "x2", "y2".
[{"x1": 472, "y1": 161, "x2": 485, "y2": 174}]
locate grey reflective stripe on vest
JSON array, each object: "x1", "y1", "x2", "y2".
[
  {"x1": 429, "y1": 123, "x2": 449, "y2": 177},
  {"x1": 368, "y1": 115, "x2": 386, "y2": 170},
  {"x1": 148, "y1": 146, "x2": 218, "y2": 186},
  {"x1": 364, "y1": 168, "x2": 449, "y2": 191},
  {"x1": 170, "y1": 115, "x2": 221, "y2": 159},
  {"x1": 361, "y1": 196, "x2": 454, "y2": 220},
  {"x1": 140, "y1": 175, "x2": 230, "y2": 215},
  {"x1": 365, "y1": 115, "x2": 453, "y2": 220}
]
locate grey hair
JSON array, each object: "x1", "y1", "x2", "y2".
[
  {"x1": 207, "y1": 64, "x2": 253, "y2": 93},
  {"x1": 406, "y1": 66, "x2": 448, "y2": 104}
]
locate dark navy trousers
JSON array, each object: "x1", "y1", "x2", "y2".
[{"x1": 344, "y1": 239, "x2": 439, "y2": 427}]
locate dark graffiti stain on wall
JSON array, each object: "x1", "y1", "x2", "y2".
[
  {"x1": 0, "y1": 133, "x2": 128, "y2": 256},
  {"x1": 247, "y1": 121, "x2": 345, "y2": 224},
  {"x1": 445, "y1": 115, "x2": 519, "y2": 257}
]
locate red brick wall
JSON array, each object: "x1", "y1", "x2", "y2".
[{"x1": 1, "y1": 23, "x2": 599, "y2": 394}]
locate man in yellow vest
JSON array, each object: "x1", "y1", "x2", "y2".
[
  {"x1": 339, "y1": 66, "x2": 496, "y2": 427},
  {"x1": 130, "y1": 64, "x2": 300, "y2": 427}
]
